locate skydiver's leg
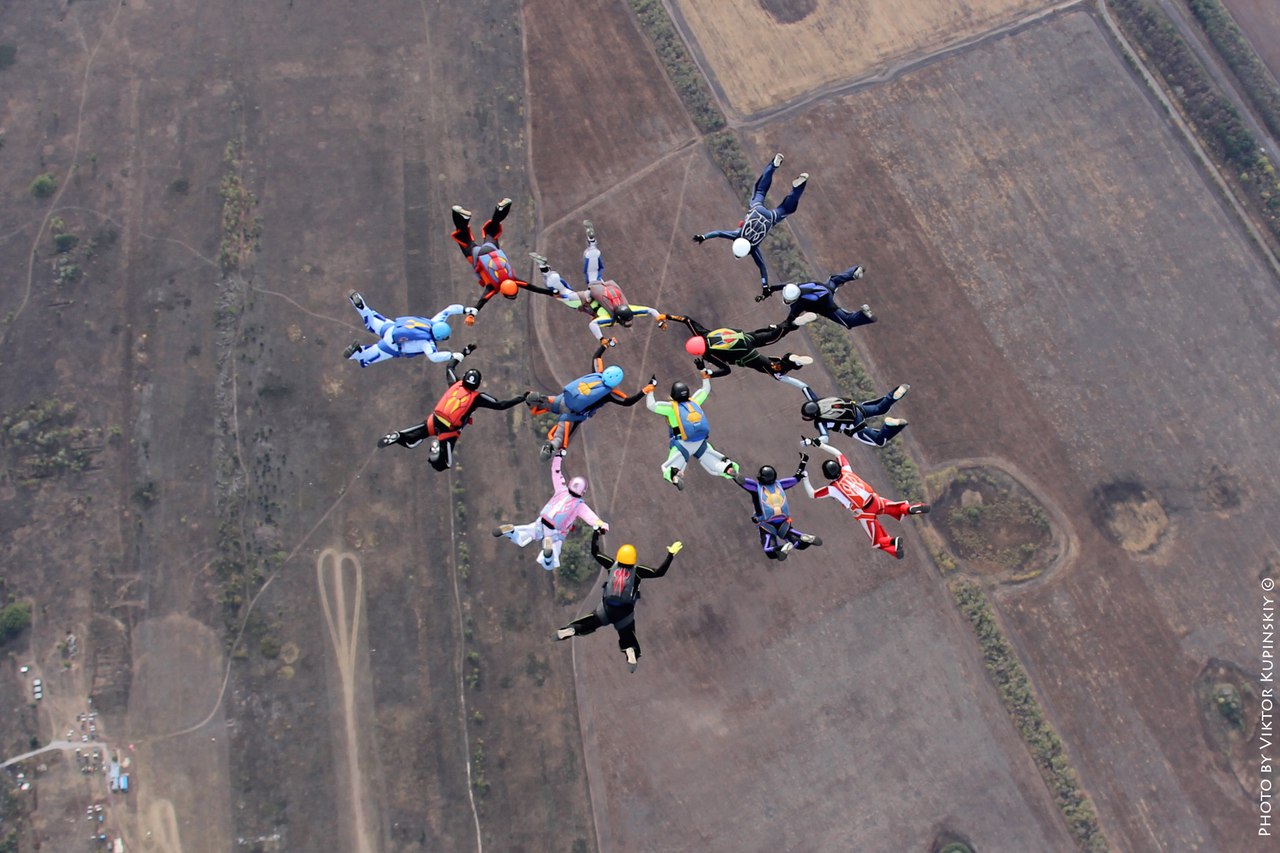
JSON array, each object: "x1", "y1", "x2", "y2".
[
  {"x1": 542, "y1": 536, "x2": 564, "y2": 571},
  {"x1": 583, "y1": 240, "x2": 603, "y2": 284},
  {"x1": 481, "y1": 198, "x2": 511, "y2": 242},
  {"x1": 859, "y1": 513, "x2": 897, "y2": 553},
  {"x1": 871, "y1": 495, "x2": 912, "y2": 521},
  {"x1": 451, "y1": 207, "x2": 477, "y2": 257},
  {"x1": 830, "y1": 303, "x2": 876, "y2": 329},
  {"x1": 428, "y1": 437, "x2": 456, "y2": 471},
  {"x1": 775, "y1": 173, "x2": 807, "y2": 217},
  {"x1": 356, "y1": 344, "x2": 398, "y2": 367},
  {"x1": 503, "y1": 521, "x2": 543, "y2": 548},
  {"x1": 750, "y1": 160, "x2": 778, "y2": 207},
  {"x1": 381, "y1": 422, "x2": 430, "y2": 449},
  {"x1": 744, "y1": 322, "x2": 795, "y2": 348},
  {"x1": 566, "y1": 611, "x2": 606, "y2": 636},
  {"x1": 692, "y1": 442, "x2": 736, "y2": 478},
  {"x1": 662, "y1": 443, "x2": 691, "y2": 482},
  {"x1": 852, "y1": 421, "x2": 907, "y2": 448},
  {"x1": 614, "y1": 622, "x2": 639, "y2": 656}
]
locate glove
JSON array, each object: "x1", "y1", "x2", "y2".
[
  {"x1": 606, "y1": 337, "x2": 618, "y2": 348},
  {"x1": 694, "y1": 358, "x2": 705, "y2": 371},
  {"x1": 799, "y1": 452, "x2": 810, "y2": 465},
  {"x1": 692, "y1": 234, "x2": 705, "y2": 244},
  {"x1": 656, "y1": 316, "x2": 668, "y2": 330},
  {"x1": 464, "y1": 306, "x2": 478, "y2": 317},
  {"x1": 464, "y1": 314, "x2": 476, "y2": 327},
  {"x1": 557, "y1": 448, "x2": 568, "y2": 458},
  {"x1": 801, "y1": 436, "x2": 818, "y2": 447},
  {"x1": 754, "y1": 293, "x2": 768, "y2": 303},
  {"x1": 648, "y1": 374, "x2": 657, "y2": 387},
  {"x1": 461, "y1": 343, "x2": 477, "y2": 357},
  {"x1": 667, "y1": 541, "x2": 683, "y2": 555}
]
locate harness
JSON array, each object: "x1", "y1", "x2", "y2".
[{"x1": 740, "y1": 208, "x2": 771, "y2": 244}]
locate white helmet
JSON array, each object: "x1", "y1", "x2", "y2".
[
  {"x1": 568, "y1": 476, "x2": 588, "y2": 497},
  {"x1": 732, "y1": 237, "x2": 752, "y2": 258},
  {"x1": 781, "y1": 284, "x2": 801, "y2": 304}
]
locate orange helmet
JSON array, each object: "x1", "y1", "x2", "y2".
[{"x1": 615, "y1": 544, "x2": 637, "y2": 565}]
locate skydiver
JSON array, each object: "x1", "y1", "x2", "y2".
[
  {"x1": 376, "y1": 350, "x2": 528, "y2": 471},
  {"x1": 691, "y1": 153, "x2": 808, "y2": 293},
  {"x1": 757, "y1": 264, "x2": 876, "y2": 330},
  {"x1": 525, "y1": 344, "x2": 655, "y2": 459},
  {"x1": 734, "y1": 457, "x2": 822, "y2": 561},
  {"x1": 342, "y1": 290, "x2": 474, "y2": 367},
  {"x1": 494, "y1": 448, "x2": 607, "y2": 571},
  {"x1": 662, "y1": 311, "x2": 818, "y2": 392},
  {"x1": 800, "y1": 436, "x2": 929, "y2": 559},
  {"x1": 529, "y1": 220, "x2": 666, "y2": 347},
  {"x1": 450, "y1": 199, "x2": 557, "y2": 322},
  {"x1": 645, "y1": 370, "x2": 738, "y2": 490},
  {"x1": 800, "y1": 383, "x2": 910, "y2": 447},
  {"x1": 554, "y1": 528, "x2": 683, "y2": 673}
]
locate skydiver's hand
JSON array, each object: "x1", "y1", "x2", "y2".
[
  {"x1": 464, "y1": 314, "x2": 476, "y2": 327},
  {"x1": 754, "y1": 293, "x2": 768, "y2": 303},
  {"x1": 606, "y1": 337, "x2": 618, "y2": 348},
  {"x1": 667, "y1": 541, "x2": 683, "y2": 556},
  {"x1": 464, "y1": 306, "x2": 478, "y2": 317},
  {"x1": 557, "y1": 447, "x2": 568, "y2": 458},
  {"x1": 656, "y1": 316, "x2": 668, "y2": 330},
  {"x1": 694, "y1": 358, "x2": 705, "y2": 371},
  {"x1": 801, "y1": 436, "x2": 819, "y2": 447},
  {"x1": 692, "y1": 234, "x2": 705, "y2": 244},
  {"x1": 799, "y1": 452, "x2": 810, "y2": 465},
  {"x1": 461, "y1": 343, "x2": 477, "y2": 357}
]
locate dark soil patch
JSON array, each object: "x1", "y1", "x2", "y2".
[
  {"x1": 1205, "y1": 463, "x2": 1246, "y2": 511},
  {"x1": 1194, "y1": 658, "x2": 1262, "y2": 798},
  {"x1": 932, "y1": 466, "x2": 1053, "y2": 579},
  {"x1": 1089, "y1": 480, "x2": 1169, "y2": 553},
  {"x1": 760, "y1": 0, "x2": 818, "y2": 25}
]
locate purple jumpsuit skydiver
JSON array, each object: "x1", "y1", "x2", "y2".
[{"x1": 734, "y1": 458, "x2": 822, "y2": 561}]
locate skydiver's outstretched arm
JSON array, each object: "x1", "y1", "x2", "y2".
[
  {"x1": 637, "y1": 542, "x2": 680, "y2": 579},
  {"x1": 472, "y1": 392, "x2": 527, "y2": 411},
  {"x1": 521, "y1": 279, "x2": 559, "y2": 297},
  {"x1": 696, "y1": 229, "x2": 739, "y2": 242},
  {"x1": 590, "y1": 528, "x2": 613, "y2": 568},
  {"x1": 550, "y1": 453, "x2": 566, "y2": 491},
  {"x1": 662, "y1": 314, "x2": 711, "y2": 338},
  {"x1": 828, "y1": 264, "x2": 865, "y2": 289},
  {"x1": 750, "y1": 245, "x2": 769, "y2": 288},
  {"x1": 591, "y1": 344, "x2": 608, "y2": 373},
  {"x1": 607, "y1": 375, "x2": 656, "y2": 409},
  {"x1": 695, "y1": 356, "x2": 732, "y2": 379}
]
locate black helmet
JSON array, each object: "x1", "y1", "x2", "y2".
[
  {"x1": 462, "y1": 368, "x2": 482, "y2": 390},
  {"x1": 614, "y1": 305, "x2": 635, "y2": 326},
  {"x1": 800, "y1": 401, "x2": 820, "y2": 421},
  {"x1": 822, "y1": 459, "x2": 841, "y2": 480},
  {"x1": 757, "y1": 465, "x2": 777, "y2": 485},
  {"x1": 671, "y1": 381, "x2": 691, "y2": 402}
]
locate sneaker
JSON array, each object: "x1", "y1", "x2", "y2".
[
  {"x1": 787, "y1": 354, "x2": 813, "y2": 368},
  {"x1": 377, "y1": 431, "x2": 400, "y2": 448},
  {"x1": 347, "y1": 290, "x2": 366, "y2": 310},
  {"x1": 799, "y1": 533, "x2": 822, "y2": 547},
  {"x1": 793, "y1": 311, "x2": 819, "y2": 327},
  {"x1": 542, "y1": 544, "x2": 554, "y2": 561},
  {"x1": 624, "y1": 647, "x2": 639, "y2": 672},
  {"x1": 529, "y1": 252, "x2": 550, "y2": 270},
  {"x1": 539, "y1": 442, "x2": 555, "y2": 461},
  {"x1": 776, "y1": 542, "x2": 793, "y2": 561},
  {"x1": 859, "y1": 305, "x2": 877, "y2": 323},
  {"x1": 772, "y1": 153, "x2": 784, "y2": 168},
  {"x1": 427, "y1": 438, "x2": 441, "y2": 462},
  {"x1": 451, "y1": 204, "x2": 471, "y2": 220},
  {"x1": 671, "y1": 469, "x2": 684, "y2": 491},
  {"x1": 891, "y1": 383, "x2": 910, "y2": 401},
  {"x1": 908, "y1": 504, "x2": 930, "y2": 515},
  {"x1": 851, "y1": 265, "x2": 865, "y2": 280},
  {"x1": 792, "y1": 172, "x2": 808, "y2": 188},
  {"x1": 583, "y1": 219, "x2": 595, "y2": 242},
  {"x1": 883, "y1": 417, "x2": 908, "y2": 428},
  {"x1": 496, "y1": 197, "x2": 512, "y2": 214},
  {"x1": 342, "y1": 342, "x2": 362, "y2": 359},
  {"x1": 493, "y1": 524, "x2": 513, "y2": 537},
  {"x1": 555, "y1": 627, "x2": 576, "y2": 641},
  {"x1": 893, "y1": 537, "x2": 904, "y2": 559}
]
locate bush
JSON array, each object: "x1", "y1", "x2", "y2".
[
  {"x1": 0, "y1": 601, "x2": 32, "y2": 642},
  {"x1": 30, "y1": 173, "x2": 57, "y2": 198}
]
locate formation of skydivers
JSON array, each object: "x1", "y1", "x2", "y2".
[{"x1": 344, "y1": 155, "x2": 928, "y2": 672}]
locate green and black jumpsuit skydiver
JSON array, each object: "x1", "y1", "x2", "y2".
[
  {"x1": 559, "y1": 529, "x2": 674, "y2": 659},
  {"x1": 664, "y1": 313, "x2": 811, "y2": 392}
]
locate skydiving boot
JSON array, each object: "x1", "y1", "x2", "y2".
[
  {"x1": 857, "y1": 305, "x2": 877, "y2": 324},
  {"x1": 786, "y1": 354, "x2": 813, "y2": 369},
  {"x1": 792, "y1": 172, "x2": 809, "y2": 188},
  {"x1": 908, "y1": 503, "x2": 931, "y2": 515},
  {"x1": 555, "y1": 626, "x2": 576, "y2": 641},
  {"x1": 891, "y1": 383, "x2": 910, "y2": 401},
  {"x1": 798, "y1": 533, "x2": 822, "y2": 548},
  {"x1": 493, "y1": 524, "x2": 514, "y2": 537},
  {"x1": 347, "y1": 290, "x2": 366, "y2": 310},
  {"x1": 377, "y1": 431, "x2": 400, "y2": 449},
  {"x1": 428, "y1": 438, "x2": 441, "y2": 462},
  {"x1": 792, "y1": 311, "x2": 819, "y2": 327},
  {"x1": 583, "y1": 219, "x2": 596, "y2": 244},
  {"x1": 539, "y1": 442, "x2": 556, "y2": 462},
  {"x1": 451, "y1": 204, "x2": 471, "y2": 221},
  {"x1": 342, "y1": 342, "x2": 362, "y2": 359},
  {"x1": 776, "y1": 542, "x2": 794, "y2": 561},
  {"x1": 669, "y1": 468, "x2": 684, "y2": 491},
  {"x1": 495, "y1": 197, "x2": 512, "y2": 216},
  {"x1": 772, "y1": 153, "x2": 784, "y2": 168},
  {"x1": 892, "y1": 537, "x2": 905, "y2": 559},
  {"x1": 883, "y1": 417, "x2": 909, "y2": 428},
  {"x1": 624, "y1": 647, "x2": 639, "y2": 673},
  {"x1": 529, "y1": 252, "x2": 550, "y2": 272}
]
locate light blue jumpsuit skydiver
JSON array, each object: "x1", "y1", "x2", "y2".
[
  {"x1": 692, "y1": 153, "x2": 807, "y2": 293},
  {"x1": 343, "y1": 291, "x2": 474, "y2": 367}
]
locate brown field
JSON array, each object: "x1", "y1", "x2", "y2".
[
  {"x1": 756, "y1": 6, "x2": 1277, "y2": 850},
  {"x1": 3, "y1": 0, "x2": 1277, "y2": 851},
  {"x1": 671, "y1": 0, "x2": 1048, "y2": 117}
]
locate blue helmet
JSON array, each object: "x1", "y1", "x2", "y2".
[
  {"x1": 601, "y1": 365, "x2": 624, "y2": 388},
  {"x1": 432, "y1": 321, "x2": 452, "y2": 341}
]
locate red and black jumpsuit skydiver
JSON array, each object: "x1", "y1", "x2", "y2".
[
  {"x1": 377, "y1": 351, "x2": 527, "y2": 471},
  {"x1": 555, "y1": 528, "x2": 682, "y2": 672},
  {"x1": 450, "y1": 199, "x2": 557, "y2": 321},
  {"x1": 526, "y1": 344, "x2": 653, "y2": 458},
  {"x1": 733, "y1": 456, "x2": 823, "y2": 560},
  {"x1": 663, "y1": 312, "x2": 813, "y2": 392}
]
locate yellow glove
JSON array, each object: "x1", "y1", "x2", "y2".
[{"x1": 667, "y1": 541, "x2": 684, "y2": 555}]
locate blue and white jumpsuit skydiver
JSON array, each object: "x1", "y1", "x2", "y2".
[
  {"x1": 758, "y1": 264, "x2": 876, "y2": 329},
  {"x1": 531, "y1": 221, "x2": 665, "y2": 347},
  {"x1": 692, "y1": 153, "x2": 807, "y2": 293},
  {"x1": 799, "y1": 383, "x2": 911, "y2": 447},
  {"x1": 525, "y1": 345, "x2": 654, "y2": 458},
  {"x1": 342, "y1": 291, "x2": 473, "y2": 367},
  {"x1": 645, "y1": 375, "x2": 737, "y2": 489},
  {"x1": 493, "y1": 450, "x2": 608, "y2": 571},
  {"x1": 734, "y1": 458, "x2": 822, "y2": 561},
  {"x1": 555, "y1": 529, "x2": 683, "y2": 672}
]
